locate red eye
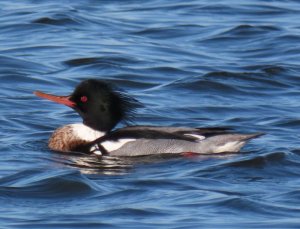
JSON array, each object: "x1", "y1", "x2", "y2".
[{"x1": 80, "y1": 96, "x2": 88, "y2": 103}]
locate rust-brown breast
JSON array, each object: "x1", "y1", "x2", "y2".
[{"x1": 48, "y1": 125, "x2": 89, "y2": 153}]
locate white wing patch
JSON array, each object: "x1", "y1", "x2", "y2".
[
  {"x1": 90, "y1": 139, "x2": 136, "y2": 155},
  {"x1": 102, "y1": 139, "x2": 136, "y2": 152},
  {"x1": 184, "y1": 134, "x2": 205, "y2": 141}
]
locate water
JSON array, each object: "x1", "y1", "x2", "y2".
[{"x1": 1, "y1": 0, "x2": 300, "y2": 228}]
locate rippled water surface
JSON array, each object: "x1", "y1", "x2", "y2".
[{"x1": 1, "y1": 0, "x2": 300, "y2": 228}]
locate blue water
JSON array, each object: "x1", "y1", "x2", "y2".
[{"x1": 1, "y1": 0, "x2": 300, "y2": 228}]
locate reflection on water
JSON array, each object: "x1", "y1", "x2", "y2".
[{"x1": 51, "y1": 151, "x2": 242, "y2": 175}]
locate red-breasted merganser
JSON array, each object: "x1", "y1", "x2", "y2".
[{"x1": 34, "y1": 79, "x2": 262, "y2": 157}]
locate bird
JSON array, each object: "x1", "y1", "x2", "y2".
[{"x1": 34, "y1": 79, "x2": 262, "y2": 157}]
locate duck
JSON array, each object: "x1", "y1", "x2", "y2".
[{"x1": 34, "y1": 79, "x2": 262, "y2": 157}]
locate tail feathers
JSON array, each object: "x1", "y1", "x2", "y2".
[
  {"x1": 241, "y1": 132, "x2": 265, "y2": 141},
  {"x1": 212, "y1": 132, "x2": 264, "y2": 154}
]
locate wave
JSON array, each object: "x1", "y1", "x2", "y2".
[{"x1": 0, "y1": 169, "x2": 100, "y2": 199}]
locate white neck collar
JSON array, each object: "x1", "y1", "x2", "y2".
[{"x1": 69, "y1": 123, "x2": 105, "y2": 141}]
